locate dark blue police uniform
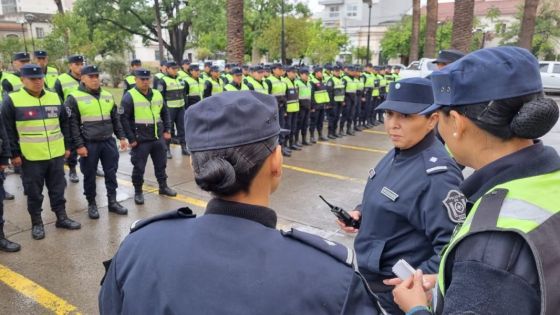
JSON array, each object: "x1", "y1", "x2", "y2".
[{"x1": 353, "y1": 78, "x2": 464, "y2": 314}]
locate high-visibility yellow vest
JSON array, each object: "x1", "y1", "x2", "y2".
[
  {"x1": 183, "y1": 76, "x2": 203, "y2": 98},
  {"x1": 129, "y1": 88, "x2": 164, "y2": 139},
  {"x1": 282, "y1": 77, "x2": 299, "y2": 113},
  {"x1": 10, "y1": 88, "x2": 65, "y2": 161},
  {"x1": 267, "y1": 75, "x2": 287, "y2": 97},
  {"x1": 246, "y1": 77, "x2": 268, "y2": 94},
  {"x1": 373, "y1": 74, "x2": 382, "y2": 97},
  {"x1": 224, "y1": 83, "x2": 249, "y2": 91},
  {"x1": 2, "y1": 72, "x2": 23, "y2": 92},
  {"x1": 124, "y1": 75, "x2": 136, "y2": 90},
  {"x1": 44, "y1": 66, "x2": 59, "y2": 90},
  {"x1": 437, "y1": 171, "x2": 560, "y2": 315},
  {"x1": 342, "y1": 75, "x2": 357, "y2": 93},
  {"x1": 309, "y1": 77, "x2": 330, "y2": 104},
  {"x1": 177, "y1": 70, "x2": 188, "y2": 81},
  {"x1": 161, "y1": 75, "x2": 185, "y2": 108},
  {"x1": 331, "y1": 76, "x2": 345, "y2": 102},
  {"x1": 69, "y1": 89, "x2": 115, "y2": 124},
  {"x1": 355, "y1": 76, "x2": 364, "y2": 93},
  {"x1": 57, "y1": 73, "x2": 80, "y2": 100},
  {"x1": 203, "y1": 78, "x2": 224, "y2": 98},
  {"x1": 295, "y1": 79, "x2": 311, "y2": 100}
]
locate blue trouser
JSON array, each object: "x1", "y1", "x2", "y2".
[
  {"x1": 327, "y1": 103, "x2": 341, "y2": 135},
  {"x1": 65, "y1": 149, "x2": 78, "y2": 168},
  {"x1": 354, "y1": 92, "x2": 362, "y2": 126},
  {"x1": 297, "y1": 103, "x2": 311, "y2": 139},
  {"x1": 278, "y1": 103, "x2": 287, "y2": 145},
  {"x1": 341, "y1": 94, "x2": 356, "y2": 131},
  {"x1": 131, "y1": 139, "x2": 167, "y2": 188},
  {"x1": 167, "y1": 107, "x2": 186, "y2": 144},
  {"x1": 310, "y1": 104, "x2": 325, "y2": 134},
  {"x1": 286, "y1": 111, "x2": 299, "y2": 145},
  {"x1": 79, "y1": 139, "x2": 119, "y2": 200},
  {"x1": 0, "y1": 175, "x2": 4, "y2": 226},
  {"x1": 363, "y1": 92, "x2": 373, "y2": 124}
]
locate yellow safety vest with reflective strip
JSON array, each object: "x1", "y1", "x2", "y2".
[
  {"x1": 177, "y1": 70, "x2": 188, "y2": 81},
  {"x1": 129, "y1": 88, "x2": 164, "y2": 139},
  {"x1": 342, "y1": 75, "x2": 356, "y2": 93},
  {"x1": 373, "y1": 74, "x2": 382, "y2": 97},
  {"x1": 267, "y1": 75, "x2": 287, "y2": 97},
  {"x1": 363, "y1": 72, "x2": 375, "y2": 89},
  {"x1": 331, "y1": 76, "x2": 345, "y2": 102},
  {"x1": 124, "y1": 75, "x2": 136, "y2": 90},
  {"x1": 184, "y1": 76, "x2": 203, "y2": 98},
  {"x1": 295, "y1": 79, "x2": 311, "y2": 100},
  {"x1": 282, "y1": 77, "x2": 299, "y2": 113},
  {"x1": 10, "y1": 89, "x2": 65, "y2": 161},
  {"x1": 224, "y1": 83, "x2": 249, "y2": 92},
  {"x1": 354, "y1": 77, "x2": 364, "y2": 93},
  {"x1": 57, "y1": 73, "x2": 80, "y2": 100},
  {"x1": 161, "y1": 76, "x2": 185, "y2": 108},
  {"x1": 309, "y1": 77, "x2": 330, "y2": 104},
  {"x1": 154, "y1": 72, "x2": 165, "y2": 80},
  {"x1": 44, "y1": 66, "x2": 59, "y2": 90},
  {"x1": 246, "y1": 77, "x2": 268, "y2": 94},
  {"x1": 69, "y1": 89, "x2": 115, "y2": 124},
  {"x1": 204, "y1": 78, "x2": 224, "y2": 98},
  {"x1": 2, "y1": 72, "x2": 23, "y2": 92},
  {"x1": 437, "y1": 171, "x2": 560, "y2": 315}
]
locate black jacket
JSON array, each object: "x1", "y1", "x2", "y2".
[
  {"x1": 119, "y1": 87, "x2": 171, "y2": 143},
  {"x1": 0, "y1": 111, "x2": 11, "y2": 165},
  {"x1": 66, "y1": 85, "x2": 125, "y2": 149}
]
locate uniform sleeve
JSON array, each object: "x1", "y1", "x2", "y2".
[
  {"x1": 161, "y1": 102, "x2": 172, "y2": 133},
  {"x1": 65, "y1": 95, "x2": 85, "y2": 149},
  {"x1": 203, "y1": 81, "x2": 212, "y2": 98},
  {"x1": 442, "y1": 231, "x2": 540, "y2": 314},
  {"x1": 110, "y1": 101, "x2": 126, "y2": 140},
  {"x1": 119, "y1": 93, "x2": 136, "y2": 143},
  {"x1": 157, "y1": 80, "x2": 167, "y2": 105},
  {"x1": 2, "y1": 79, "x2": 12, "y2": 95},
  {"x1": 98, "y1": 253, "x2": 124, "y2": 315},
  {"x1": 54, "y1": 79, "x2": 64, "y2": 102},
  {"x1": 59, "y1": 97, "x2": 71, "y2": 150},
  {"x1": 0, "y1": 113, "x2": 11, "y2": 165},
  {"x1": 246, "y1": 82, "x2": 254, "y2": 91},
  {"x1": 1, "y1": 95, "x2": 20, "y2": 157},
  {"x1": 266, "y1": 79, "x2": 273, "y2": 94},
  {"x1": 123, "y1": 80, "x2": 130, "y2": 96}
]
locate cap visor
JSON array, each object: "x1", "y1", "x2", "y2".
[
  {"x1": 418, "y1": 103, "x2": 442, "y2": 115},
  {"x1": 377, "y1": 100, "x2": 433, "y2": 115},
  {"x1": 136, "y1": 75, "x2": 151, "y2": 79},
  {"x1": 23, "y1": 74, "x2": 44, "y2": 79},
  {"x1": 432, "y1": 58, "x2": 449, "y2": 64}
]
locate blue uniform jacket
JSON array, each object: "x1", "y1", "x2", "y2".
[
  {"x1": 354, "y1": 132, "x2": 463, "y2": 283},
  {"x1": 99, "y1": 198, "x2": 381, "y2": 315}
]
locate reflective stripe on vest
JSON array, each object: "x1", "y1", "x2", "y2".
[
  {"x1": 437, "y1": 170, "x2": 560, "y2": 315},
  {"x1": 246, "y1": 77, "x2": 268, "y2": 94},
  {"x1": 310, "y1": 77, "x2": 330, "y2": 104},
  {"x1": 204, "y1": 78, "x2": 224, "y2": 98},
  {"x1": 44, "y1": 67, "x2": 59, "y2": 90},
  {"x1": 69, "y1": 89, "x2": 114, "y2": 123},
  {"x1": 282, "y1": 78, "x2": 299, "y2": 112},
  {"x1": 331, "y1": 76, "x2": 345, "y2": 102},
  {"x1": 364, "y1": 73, "x2": 375, "y2": 88},
  {"x1": 295, "y1": 79, "x2": 311, "y2": 100},
  {"x1": 10, "y1": 89, "x2": 65, "y2": 161},
  {"x1": 184, "y1": 76, "x2": 203, "y2": 97},
  {"x1": 3, "y1": 72, "x2": 23, "y2": 92},
  {"x1": 129, "y1": 88, "x2": 164, "y2": 138},
  {"x1": 162, "y1": 76, "x2": 185, "y2": 108},
  {"x1": 57, "y1": 73, "x2": 80, "y2": 100},
  {"x1": 268, "y1": 76, "x2": 287, "y2": 96},
  {"x1": 342, "y1": 76, "x2": 356, "y2": 93},
  {"x1": 224, "y1": 83, "x2": 249, "y2": 91},
  {"x1": 125, "y1": 75, "x2": 136, "y2": 87}
]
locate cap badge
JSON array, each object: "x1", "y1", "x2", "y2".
[{"x1": 395, "y1": 83, "x2": 401, "y2": 90}]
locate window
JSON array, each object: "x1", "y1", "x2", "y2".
[
  {"x1": 1, "y1": 0, "x2": 17, "y2": 14},
  {"x1": 35, "y1": 27, "x2": 44, "y2": 39},
  {"x1": 329, "y1": 6, "x2": 339, "y2": 18},
  {"x1": 553, "y1": 64, "x2": 560, "y2": 74},
  {"x1": 346, "y1": 4, "x2": 358, "y2": 17},
  {"x1": 539, "y1": 63, "x2": 549, "y2": 73}
]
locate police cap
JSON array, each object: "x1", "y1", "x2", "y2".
[
  {"x1": 68, "y1": 55, "x2": 84, "y2": 64},
  {"x1": 20, "y1": 64, "x2": 44, "y2": 78},
  {"x1": 324, "y1": 64, "x2": 333, "y2": 71},
  {"x1": 432, "y1": 49, "x2": 466, "y2": 65},
  {"x1": 130, "y1": 59, "x2": 142, "y2": 66},
  {"x1": 271, "y1": 63, "x2": 283, "y2": 70},
  {"x1": 333, "y1": 65, "x2": 342, "y2": 71},
  {"x1": 81, "y1": 65, "x2": 100, "y2": 76},
  {"x1": 181, "y1": 59, "x2": 191, "y2": 65},
  {"x1": 263, "y1": 64, "x2": 272, "y2": 71},
  {"x1": 34, "y1": 50, "x2": 48, "y2": 58},
  {"x1": 242, "y1": 64, "x2": 249, "y2": 70},
  {"x1": 13, "y1": 52, "x2": 30, "y2": 62},
  {"x1": 166, "y1": 61, "x2": 179, "y2": 68},
  {"x1": 134, "y1": 68, "x2": 151, "y2": 78},
  {"x1": 185, "y1": 91, "x2": 289, "y2": 152},
  {"x1": 160, "y1": 60, "x2": 168, "y2": 66},
  {"x1": 231, "y1": 67, "x2": 243, "y2": 75},
  {"x1": 421, "y1": 46, "x2": 543, "y2": 114},
  {"x1": 298, "y1": 67, "x2": 310, "y2": 74},
  {"x1": 189, "y1": 64, "x2": 200, "y2": 71},
  {"x1": 250, "y1": 65, "x2": 264, "y2": 72},
  {"x1": 210, "y1": 65, "x2": 220, "y2": 72},
  {"x1": 366, "y1": 63, "x2": 373, "y2": 68},
  {"x1": 377, "y1": 77, "x2": 434, "y2": 114},
  {"x1": 204, "y1": 61, "x2": 212, "y2": 67},
  {"x1": 284, "y1": 66, "x2": 296, "y2": 73},
  {"x1": 313, "y1": 66, "x2": 323, "y2": 73}
]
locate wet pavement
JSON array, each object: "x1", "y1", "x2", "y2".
[{"x1": 1, "y1": 96, "x2": 559, "y2": 314}]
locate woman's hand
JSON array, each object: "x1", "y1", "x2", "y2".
[
  {"x1": 336, "y1": 210, "x2": 361, "y2": 233},
  {"x1": 384, "y1": 273, "x2": 437, "y2": 291},
  {"x1": 393, "y1": 270, "x2": 429, "y2": 313}
]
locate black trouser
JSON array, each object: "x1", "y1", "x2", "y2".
[
  {"x1": 310, "y1": 104, "x2": 325, "y2": 134},
  {"x1": 79, "y1": 139, "x2": 119, "y2": 200},
  {"x1": 354, "y1": 92, "x2": 362, "y2": 126},
  {"x1": 65, "y1": 150, "x2": 78, "y2": 168},
  {"x1": 297, "y1": 103, "x2": 310, "y2": 139},
  {"x1": 363, "y1": 91, "x2": 373, "y2": 124},
  {"x1": 327, "y1": 103, "x2": 341, "y2": 135},
  {"x1": 341, "y1": 94, "x2": 356, "y2": 131},
  {"x1": 0, "y1": 175, "x2": 4, "y2": 226},
  {"x1": 131, "y1": 139, "x2": 167, "y2": 188},
  {"x1": 167, "y1": 107, "x2": 186, "y2": 144},
  {"x1": 278, "y1": 104, "x2": 287, "y2": 145},
  {"x1": 286, "y1": 111, "x2": 299, "y2": 144},
  {"x1": 377, "y1": 94, "x2": 386, "y2": 122},
  {"x1": 22, "y1": 156, "x2": 66, "y2": 221}
]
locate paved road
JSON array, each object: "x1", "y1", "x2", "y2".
[{"x1": 0, "y1": 95, "x2": 558, "y2": 314}]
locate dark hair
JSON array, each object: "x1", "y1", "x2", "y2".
[
  {"x1": 440, "y1": 92, "x2": 559, "y2": 140},
  {"x1": 191, "y1": 137, "x2": 278, "y2": 197}
]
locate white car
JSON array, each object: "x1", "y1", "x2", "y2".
[
  {"x1": 399, "y1": 58, "x2": 437, "y2": 79},
  {"x1": 539, "y1": 61, "x2": 560, "y2": 93}
]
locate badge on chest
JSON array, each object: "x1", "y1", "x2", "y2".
[{"x1": 381, "y1": 186, "x2": 399, "y2": 202}]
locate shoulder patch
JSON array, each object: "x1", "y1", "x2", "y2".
[
  {"x1": 130, "y1": 207, "x2": 196, "y2": 233},
  {"x1": 443, "y1": 190, "x2": 467, "y2": 223},
  {"x1": 422, "y1": 149, "x2": 453, "y2": 175},
  {"x1": 281, "y1": 228, "x2": 354, "y2": 267}
]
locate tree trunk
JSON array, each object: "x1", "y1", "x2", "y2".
[
  {"x1": 518, "y1": 0, "x2": 540, "y2": 49},
  {"x1": 424, "y1": 0, "x2": 438, "y2": 58},
  {"x1": 53, "y1": 0, "x2": 64, "y2": 14},
  {"x1": 227, "y1": 0, "x2": 245, "y2": 64},
  {"x1": 409, "y1": 0, "x2": 420, "y2": 62},
  {"x1": 251, "y1": 43, "x2": 261, "y2": 64},
  {"x1": 451, "y1": 0, "x2": 475, "y2": 52},
  {"x1": 154, "y1": 0, "x2": 165, "y2": 62}
]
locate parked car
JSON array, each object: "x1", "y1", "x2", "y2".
[
  {"x1": 539, "y1": 61, "x2": 560, "y2": 94},
  {"x1": 399, "y1": 58, "x2": 437, "y2": 79}
]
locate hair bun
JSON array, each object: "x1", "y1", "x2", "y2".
[
  {"x1": 194, "y1": 157, "x2": 237, "y2": 194},
  {"x1": 511, "y1": 97, "x2": 559, "y2": 139}
]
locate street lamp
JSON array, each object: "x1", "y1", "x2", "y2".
[
  {"x1": 25, "y1": 14, "x2": 36, "y2": 52},
  {"x1": 363, "y1": 0, "x2": 373, "y2": 64},
  {"x1": 17, "y1": 18, "x2": 28, "y2": 53},
  {"x1": 281, "y1": 0, "x2": 286, "y2": 64}
]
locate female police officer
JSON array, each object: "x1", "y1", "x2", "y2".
[
  {"x1": 392, "y1": 47, "x2": 560, "y2": 314},
  {"x1": 338, "y1": 77, "x2": 464, "y2": 314},
  {"x1": 99, "y1": 91, "x2": 382, "y2": 314}
]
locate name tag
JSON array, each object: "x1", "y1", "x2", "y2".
[{"x1": 381, "y1": 186, "x2": 399, "y2": 202}]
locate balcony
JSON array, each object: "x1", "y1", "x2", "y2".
[{"x1": 318, "y1": 0, "x2": 344, "y2": 5}]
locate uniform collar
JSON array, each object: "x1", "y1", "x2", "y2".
[
  {"x1": 461, "y1": 140, "x2": 560, "y2": 203},
  {"x1": 205, "y1": 198, "x2": 277, "y2": 229},
  {"x1": 134, "y1": 86, "x2": 153, "y2": 98},
  {"x1": 394, "y1": 131, "x2": 436, "y2": 159},
  {"x1": 23, "y1": 87, "x2": 46, "y2": 98},
  {"x1": 79, "y1": 84, "x2": 101, "y2": 96}
]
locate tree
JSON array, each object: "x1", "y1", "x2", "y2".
[
  {"x1": 409, "y1": 0, "x2": 421, "y2": 62},
  {"x1": 53, "y1": 0, "x2": 64, "y2": 14},
  {"x1": 451, "y1": 0, "x2": 475, "y2": 52},
  {"x1": 518, "y1": 0, "x2": 540, "y2": 49},
  {"x1": 305, "y1": 22, "x2": 348, "y2": 64},
  {"x1": 227, "y1": 0, "x2": 244, "y2": 63},
  {"x1": 424, "y1": 0, "x2": 438, "y2": 58},
  {"x1": 353, "y1": 47, "x2": 372, "y2": 63},
  {"x1": 101, "y1": 57, "x2": 127, "y2": 88},
  {"x1": 0, "y1": 37, "x2": 25, "y2": 64},
  {"x1": 255, "y1": 17, "x2": 313, "y2": 62}
]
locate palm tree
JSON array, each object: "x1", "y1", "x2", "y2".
[
  {"x1": 227, "y1": 0, "x2": 245, "y2": 64},
  {"x1": 451, "y1": 0, "x2": 475, "y2": 52},
  {"x1": 518, "y1": 0, "x2": 540, "y2": 49},
  {"x1": 409, "y1": 0, "x2": 420, "y2": 62},
  {"x1": 424, "y1": 0, "x2": 438, "y2": 58},
  {"x1": 53, "y1": 0, "x2": 64, "y2": 14}
]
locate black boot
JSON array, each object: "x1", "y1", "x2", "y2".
[
  {"x1": 134, "y1": 186, "x2": 144, "y2": 205},
  {"x1": 181, "y1": 143, "x2": 190, "y2": 156},
  {"x1": 158, "y1": 183, "x2": 177, "y2": 197},
  {"x1": 31, "y1": 215, "x2": 45, "y2": 240},
  {"x1": 68, "y1": 166, "x2": 79, "y2": 183},
  {"x1": 293, "y1": 134, "x2": 303, "y2": 148},
  {"x1": 327, "y1": 130, "x2": 336, "y2": 139},
  {"x1": 347, "y1": 127, "x2": 355, "y2": 136},
  {"x1": 301, "y1": 132, "x2": 310, "y2": 146},
  {"x1": 4, "y1": 190, "x2": 14, "y2": 200},
  {"x1": 166, "y1": 143, "x2": 172, "y2": 159},
  {"x1": 337, "y1": 127, "x2": 345, "y2": 137},
  {"x1": 281, "y1": 146, "x2": 292, "y2": 157},
  {"x1": 55, "y1": 211, "x2": 81, "y2": 230},
  {"x1": 0, "y1": 225, "x2": 20, "y2": 252},
  {"x1": 318, "y1": 131, "x2": 328, "y2": 141},
  {"x1": 310, "y1": 130, "x2": 317, "y2": 144},
  {"x1": 289, "y1": 137, "x2": 301, "y2": 151},
  {"x1": 108, "y1": 195, "x2": 128, "y2": 215},
  {"x1": 87, "y1": 198, "x2": 99, "y2": 219}
]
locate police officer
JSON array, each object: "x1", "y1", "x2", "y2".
[
  {"x1": 309, "y1": 66, "x2": 330, "y2": 143},
  {"x1": 33, "y1": 50, "x2": 58, "y2": 91},
  {"x1": 120, "y1": 68, "x2": 176, "y2": 205},
  {"x1": 2, "y1": 52, "x2": 29, "y2": 95},
  {"x1": 157, "y1": 61, "x2": 187, "y2": 158},
  {"x1": 224, "y1": 67, "x2": 249, "y2": 91},
  {"x1": 99, "y1": 91, "x2": 382, "y2": 315},
  {"x1": 326, "y1": 65, "x2": 345, "y2": 139},
  {"x1": 203, "y1": 66, "x2": 224, "y2": 99},
  {"x1": 177, "y1": 59, "x2": 190, "y2": 80},
  {"x1": 376, "y1": 66, "x2": 388, "y2": 123},
  {"x1": 221, "y1": 63, "x2": 234, "y2": 85},
  {"x1": 2, "y1": 64, "x2": 81, "y2": 240},
  {"x1": 295, "y1": 67, "x2": 312, "y2": 146},
  {"x1": 353, "y1": 65, "x2": 364, "y2": 132},
  {"x1": 123, "y1": 59, "x2": 142, "y2": 92},
  {"x1": 0, "y1": 109, "x2": 19, "y2": 252},
  {"x1": 431, "y1": 49, "x2": 465, "y2": 71},
  {"x1": 266, "y1": 64, "x2": 289, "y2": 156},
  {"x1": 338, "y1": 78, "x2": 463, "y2": 314},
  {"x1": 66, "y1": 65, "x2": 128, "y2": 219},
  {"x1": 201, "y1": 61, "x2": 212, "y2": 80},
  {"x1": 282, "y1": 66, "x2": 301, "y2": 151},
  {"x1": 183, "y1": 64, "x2": 203, "y2": 109},
  {"x1": 245, "y1": 65, "x2": 268, "y2": 94},
  {"x1": 361, "y1": 64, "x2": 375, "y2": 128},
  {"x1": 153, "y1": 60, "x2": 167, "y2": 86},
  {"x1": 54, "y1": 54, "x2": 84, "y2": 183},
  {"x1": 241, "y1": 64, "x2": 250, "y2": 80},
  {"x1": 340, "y1": 66, "x2": 357, "y2": 136}
]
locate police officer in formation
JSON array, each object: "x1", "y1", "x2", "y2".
[
  {"x1": 66, "y1": 65, "x2": 128, "y2": 219},
  {"x1": 2, "y1": 52, "x2": 29, "y2": 95},
  {"x1": 282, "y1": 66, "x2": 300, "y2": 151},
  {"x1": 123, "y1": 59, "x2": 142, "y2": 92},
  {"x1": 294, "y1": 67, "x2": 312, "y2": 146},
  {"x1": 55, "y1": 54, "x2": 84, "y2": 183},
  {"x1": 201, "y1": 61, "x2": 212, "y2": 80},
  {"x1": 99, "y1": 91, "x2": 381, "y2": 314},
  {"x1": 2, "y1": 64, "x2": 81, "y2": 240},
  {"x1": 244, "y1": 65, "x2": 268, "y2": 94},
  {"x1": 202, "y1": 66, "x2": 224, "y2": 99},
  {"x1": 177, "y1": 59, "x2": 190, "y2": 80},
  {"x1": 309, "y1": 66, "x2": 330, "y2": 143},
  {"x1": 340, "y1": 66, "x2": 357, "y2": 136},
  {"x1": 431, "y1": 49, "x2": 466, "y2": 71},
  {"x1": 154, "y1": 60, "x2": 167, "y2": 82},
  {"x1": 32, "y1": 50, "x2": 58, "y2": 91},
  {"x1": 182, "y1": 64, "x2": 203, "y2": 109},
  {"x1": 120, "y1": 68, "x2": 176, "y2": 205},
  {"x1": 326, "y1": 65, "x2": 345, "y2": 139},
  {"x1": 0, "y1": 102, "x2": 18, "y2": 252},
  {"x1": 223, "y1": 67, "x2": 248, "y2": 91}
]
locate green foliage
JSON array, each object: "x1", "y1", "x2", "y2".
[
  {"x1": 352, "y1": 46, "x2": 371, "y2": 61},
  {"x1": 101, "y1": 57, "x2": 128, "y2": 88},
  {"x1": 255, "y1": 17, "x2": 312, "y2": 61},
  {"x1": 305, "y1": 22, "x2": 349, "y2": 64},
  {"x1": 0, "y1": 37, "x2": 25, "y2": 65}
]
